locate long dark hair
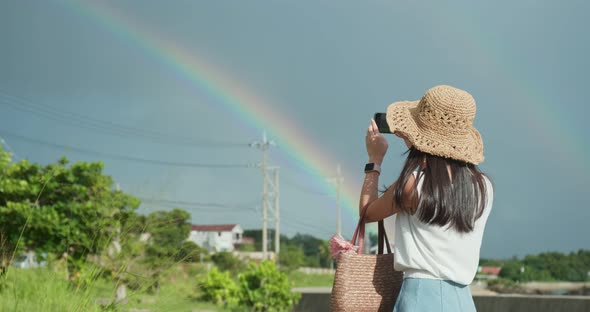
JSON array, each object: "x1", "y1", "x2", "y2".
[{"x1": 393, "y1": 148, "x2": 489, "y2": 233}]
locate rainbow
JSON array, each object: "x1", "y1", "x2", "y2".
[
  {"x1": 62, "y1": 1, "x2": 363, "y2": 233},
  {"x1": 62, "y1": 2, "x2": 589, "y2": 237}
]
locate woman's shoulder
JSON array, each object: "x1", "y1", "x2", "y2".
[{"x1": 482, "y1": 174, "x2": 494, "y2": 196}]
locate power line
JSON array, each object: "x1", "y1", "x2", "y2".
[
  {"x1": 281, "y1": 210, "x2": 333, "y2": 235},
  {"x1": 0, "y1": 91, "x2": 246, "y2": 148},
  {"x1": 0, "y1": 129, "x2": 252, "y2": 169},
  {"x1": 139, "y1": 197, "x2": 258, "y2": 210},
  {"x1": 282, "y1": 218, "x2": 333, "y2": 237},
  {"x1": 282, "y1": 210, "x2": 329, "y2": 230},
  {"x1": 282, "y1": 174, "x2": 330, "y2": 196},
  {"x1": 140, "y1": 203, "x2": 255, "y2": 213}
]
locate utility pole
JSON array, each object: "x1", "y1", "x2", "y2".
[
  {"x1": 326, "y1": 165, "x2": 343, "y2": 270},
  {"x1": 273, "y1": 168, "x2": 280, "y2": 257},
  {"x1": 250, "y1": 132, "x2": 275, "y2": 260},
  {"x1": 328, "y1": 164, "x2": 344, "y2": 236},
  {"x1": 336, "y1": 164, "x2": 342, "y2": 237},
  {"x1": 265, "y1": 166, "x2": 280, "y2": 261}
]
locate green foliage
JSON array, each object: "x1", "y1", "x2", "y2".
[
  {"x1": 176, "y1": 240, "x2": 207, "y2": 263},
  {"x1": 198, "y1": 267, "x2": 240, "y2": 307},
  {"x1": 210, "y1": 252, "x2": 247, "y2": 276},
  {"x1": 243, "y1": 229, "x2": 332, "y2": 269},
  {"x1": 284, "y1": 234, "x2": 332, "y2": 268},
  {"x1": 0, "y1": 268, "x2": 107, "y2": 311},
  {"x1": 144, "y1": 209, "x2": 191, "y2": 261},
  {"x1": 198, "y1": 261, "x2": 301, "y2": 311},
  {"x1": 0, "y1": 147, "x2": 139, "y2": 271},
  {"x1": 1, "y1": 264, "x2": 227, "y2": 312},
  {"x1": 70, "y1": 260, "x2": 105, "y2": 290},
  {"x1": 237, "y1": 260, "x2": 301, "y2": 311},
  {"x1": 138, "y1": 208, "x2": 193, "y2": 291},
  {"x1": 497, "y1": 250, "x2": 590, "y2": 282},
  {"x1": 278, "y1": 244, "x2": 306, "y2": 272}
]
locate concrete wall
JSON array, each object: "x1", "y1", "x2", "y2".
[
  {"x1": 293, "y1": 289, "x2": 590, "y2": 312},
  {"x1": 473, "y1": 295, "x2": 590, "y2": 312}
]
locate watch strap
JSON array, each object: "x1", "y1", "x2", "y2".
[{"x1": 364, "y1": 163, "x2": 381, "y2": 174}]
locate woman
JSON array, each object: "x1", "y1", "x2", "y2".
[{"x1": 361, "y1": 85, "x2": 493, "y2": 311}]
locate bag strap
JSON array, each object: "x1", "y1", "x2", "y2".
[
  {"x1": 378, "y1": 220, "x2": 392, "y2": 254},
  {"x1": 350, "y1": 203, "x2": 369, "y2": 253},
  {"x1": 351, "y1": 202, "x2": 393, "y2": 255}
]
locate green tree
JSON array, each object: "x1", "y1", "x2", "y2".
[
  {"x1": 0, "y1": 149, "x2": 139, "y2": 273},
  {"x1": 140, "y1": 208, "x2": 192, "y2": 291},
  {"x1": 242, "y1": 230, "x2": 332, "y2": 268},
  {"x1": 143, "y1": 209, "x2": 191, "y2": 261},
  {"x1": 287, "y1": 233, "x2": 331, "y2": 268},
  {"x1": 498, "y1": 260, "x2": 525, "y2": 281},
  {"x1": 176, "y1": 240, "x2": 207, "y2": 263},
  {"x1": 278, "y1": 244, "x2": 305, "y2": 272},
  {"x1": 496, "y1": 250, "x2": 590, "y2": 282}
]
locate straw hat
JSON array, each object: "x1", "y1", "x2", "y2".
[{"x1": 386, "y1": 85, "x2": 484, "y2": 164}]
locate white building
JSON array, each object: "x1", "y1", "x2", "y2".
[{"x1": 188, "y1": 224, "x2": 243, "y2": 253}]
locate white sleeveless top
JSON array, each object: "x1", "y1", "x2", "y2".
[{"x1": 391, "y1": 172, "x2": 494, "y2": 285}]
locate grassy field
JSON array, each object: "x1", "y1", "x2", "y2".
[
  {"x1": 0, "y1": 268, "x2": 106, "y2": 311},
  {"x1": 288, "y1": 271, "x2": 334, "y2": 288},
  {"x1": 0, "y1": 264, "x2": 333, "y2": 311},
  {"x1": 0, "y1": 265, "x2": 225, "y2": 312}
]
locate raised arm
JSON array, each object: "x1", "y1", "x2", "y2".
[
  {"x1": 360, "y1": 119, "x2": 416, "y2": 222},
  {"x1": 359, "y1": 119, "x2": 388, "y2": 219}
]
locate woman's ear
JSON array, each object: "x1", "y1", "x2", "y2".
[{"x1": 404, "y1": 138, "x2": 412, "y2": 149}]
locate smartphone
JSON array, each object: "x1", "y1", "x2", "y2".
[{"x1": 374, "y1": 113, "x2": 392, "y2": 133}]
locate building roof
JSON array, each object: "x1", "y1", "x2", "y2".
[
  {"x1": 479, "y1": 266, "x2": 502, "y2": 276},
  {"x1": 191, "y1": 224, "x2": 238, "y2": 232}
]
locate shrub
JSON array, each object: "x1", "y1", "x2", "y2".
[
  {"x1": 175, "y1": 241, "x2": 207, "y2": 263},
  {"x1": 210, "y1": 252, "x2": 247, "y2": 276},
  {"x1": 198, "y1": 267, "x2": 239, "y2": 307},
  {"x1": 237, "y1": 260, "x2": 301, "y2": 311}
]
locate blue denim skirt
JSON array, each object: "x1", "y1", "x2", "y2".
[{"x1": 393, "y1": 278, "x2": 476, "y2": 312}]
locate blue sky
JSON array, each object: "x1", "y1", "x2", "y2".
[{"x1": 0, "y1": 0, "x2": 588, "y2": 258}]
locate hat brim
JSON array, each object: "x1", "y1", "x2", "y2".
[{"x1": 386, "y1": 101, "x2": 484, "y2": 164}]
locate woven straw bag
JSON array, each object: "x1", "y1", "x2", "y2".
[{"x1": 330, "y1": 204, "x2": 403, "y2": 311}]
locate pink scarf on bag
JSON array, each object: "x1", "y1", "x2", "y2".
[{"x1": 329, "y1": 234, "x2": 359, "y2": 259}]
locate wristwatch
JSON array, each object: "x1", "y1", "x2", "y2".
[{"x1": 364, "y1": 163, "x2": 381, "y2": 174}]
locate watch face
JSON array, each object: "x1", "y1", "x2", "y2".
[{"x1": 364, "y1": 163, "x2": 375, "y2": 172}]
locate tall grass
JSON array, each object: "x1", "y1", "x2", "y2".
[
  {"x1": 0, "y1": 263, "x2": 226, "y2": 312},
  {"x1": 0, "y1": 268, "x2": 111, "y2": 311}
]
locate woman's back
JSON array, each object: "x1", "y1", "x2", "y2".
[{"x1": 394, "y1": 173, "x2": 494, "y2": 285}]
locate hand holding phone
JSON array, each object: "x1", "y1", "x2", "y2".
[
  {"x1": 366, "y1": 119, "x2": 389, "y2": 164},
  {"x1": 373, "y1": 113, "x2": 392, "y2": 134}
]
